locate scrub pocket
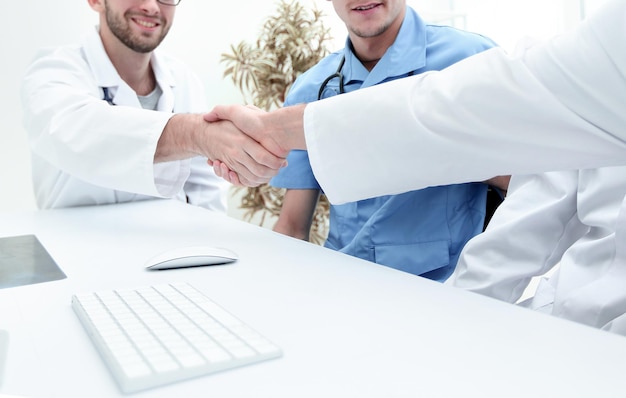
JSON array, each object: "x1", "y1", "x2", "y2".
[{"x1": 373, "y1": 240, "x2": 450, "y2": 276}]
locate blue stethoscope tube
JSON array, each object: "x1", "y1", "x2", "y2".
[
  {"x1": 102, "y1": 87, "x2": 115, "y2": 106},
  {"x1": 318, "y1": 55, "x2": 415, "y2": 100}
]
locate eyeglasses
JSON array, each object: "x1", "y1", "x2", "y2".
[{"x1": 156, "y1": 0, "x2": 181, "y2": 6}]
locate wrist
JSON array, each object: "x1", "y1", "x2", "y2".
[
  {"x1": 272, "y1": 104, "x2": 306, "y2": 152},
  {"x1": 156, "y1": 114, "x2": 203, "y2": 162}
]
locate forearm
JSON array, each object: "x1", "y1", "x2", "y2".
[
  {"x1": 262, "y1": 104, "x2": 308, "y2": 153},
  {"x1": 155, "y1": 113, "x2": 205, "y2": 162},
  {"x1": 273, "y1": 188, "x2": 320, "y2": 241},
  {"x1": 273, "y1": 217, "x2": 311, "y2": 241}
]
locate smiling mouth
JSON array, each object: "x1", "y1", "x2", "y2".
[
  {"x1": 354, "y1": 3, "x2": 380, "y2": 11},
  {"x1": 134, "y1": 19, "x2": 159, "y2": 28}
]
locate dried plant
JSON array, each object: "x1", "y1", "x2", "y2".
[{"x1": 221, "y1": 0, "x2": 333, "y2": 244}]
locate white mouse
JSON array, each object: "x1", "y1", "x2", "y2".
[{"x1": 145, "y1": 246, "x2": 238, "y2": 270}]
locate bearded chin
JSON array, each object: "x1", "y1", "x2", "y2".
[
  {"x1": 112, "y1": 28, "x2": 168, "y2": 53},
  {"x1": 127, "y1": 34, "x2": 163, "y2": 53},
  {"x1": 105, "y1": 8, "x2": 170, "y2": 53},
  {"x1": 351, "y1": 23, "x2": 389, "y2": 39}
]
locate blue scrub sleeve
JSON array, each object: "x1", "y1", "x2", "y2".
[{"x1": 270, "y1": 150, "x2": 321, "y2": 189}]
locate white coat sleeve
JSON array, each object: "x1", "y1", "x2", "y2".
[
  {"x1": 21, "y1": 47, "x2": 181, "y2": 198},
  {"x1": 448, "y1": 171, "x2": 588, "y2": 303},
  {"x1": 304, "y1": 0, "x2": 626, "y2": 204}
]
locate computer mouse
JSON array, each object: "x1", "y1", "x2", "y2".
[{"x1": 145, "y1": 246, "x2": 239, "y2": 270}]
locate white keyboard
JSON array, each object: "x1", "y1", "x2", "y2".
[{"x1": 72, "y1": 283, "x2": 282, "y2": 394}]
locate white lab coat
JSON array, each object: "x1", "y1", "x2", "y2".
[
  {"x1": 449, "y1": 168, "x2": 626, "y2": 334},
  {"x1": 302, "y1": 0, "x2": 626, "y2": 334},
  {"x1": 21, "y1": 27, "x2": 227, "y2": 211}
]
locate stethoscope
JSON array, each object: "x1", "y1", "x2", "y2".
[
  {"x1": 102, "y1": 87, "x2": 115, "y2": 106},
  {"x1": 318, "y1": 55, "x2": 346, "y2": 100},
  {"x1": 101, "y1": 86, "x2": 172, "y2": 112},
  {"x1": 318, "y1": 55, "x2": 415, "y2": 100}
]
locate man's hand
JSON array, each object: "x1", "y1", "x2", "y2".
[
  {"x1": 207, "y1": 159, "x2": 243, "y2": 186},
  {"x1": 202, "y1": 103, "x2": 308, "y2": 184},
  {"x1": 156, "y1": 113, "x2": 287, "y2": 187},
  {"x1": 204, "y1": 104, "x2": 290, "y2": 159}
]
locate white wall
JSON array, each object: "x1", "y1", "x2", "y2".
[{"x1": 0, "y1": 0, "x2": 606, "y2": 213}]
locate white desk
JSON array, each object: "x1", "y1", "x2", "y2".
[{"x1": 1, "y1": 200, "x2": 625, "y2": 397}]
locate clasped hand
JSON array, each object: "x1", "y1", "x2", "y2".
[{"x1": 203, "y1": 104, "x2": 292, "y2": 186}]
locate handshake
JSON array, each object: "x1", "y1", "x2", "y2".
[{"x1": 156, "y1": 103, "x2": 308, "y2": 187}]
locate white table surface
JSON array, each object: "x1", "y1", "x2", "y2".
[{"x1": 1, "y1": 199, "x2": 625, "y2": 397}]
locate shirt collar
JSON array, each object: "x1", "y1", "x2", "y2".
[
  {"x1": 342, "y1": 6, "x2": 427, "y2": 87},
  {"x1": 83, "y1": 26, "x2": 176, "y2": 93}
]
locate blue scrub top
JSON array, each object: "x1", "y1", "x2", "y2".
[{"x1": 271, "y1": 6, "x2": 497, "y2": 281}]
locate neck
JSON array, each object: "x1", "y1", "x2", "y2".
[
  {"x1": 116, "y1": 54, "x2": 156, "y2": 96},
  {"x1": 360, "y1": 58, "x2": 382, "y2": 71},
  {"x1": 350, "y1": 38, "x2": 389, "y2": 71},
  {"x1": 349, "y1": 13, "x2": 404, "y2": 71},
  {"x1": 99, "y1": 33, "x2": 156, "y2": 95}
]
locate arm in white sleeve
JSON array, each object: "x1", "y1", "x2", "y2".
[
  {"x1": 448, "y1": 171, "x2": 588, "y2": 303},
  {"x1": 304, "y1": 0, "x2": 626, "y2": 204},
  {"x1": 21, "y1": 47, "x2": 184, "y2": 198}
]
